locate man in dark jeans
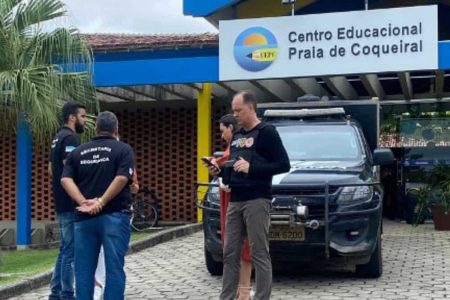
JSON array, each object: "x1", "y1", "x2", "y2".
[
  {"x1": 218, "y1": 90, "x2": 290, "y2": 300},
  {"x1": 49, "y1": 102, "x2": 87, "y2": 300},
  {"x1": 61, "y1": 111, "x2": 134, "y2": 300}
]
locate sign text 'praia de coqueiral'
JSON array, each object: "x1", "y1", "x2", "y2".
[
  {"x1": 288, "y1": 22, "x2": 423, "y2": 60},
  {"x1": 219, "y1": 5, "x2": 437, "y2": 81}
]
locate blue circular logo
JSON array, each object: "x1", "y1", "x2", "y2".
[{"x1": 233, "y1": 27, "x2": 278, "y2": 72}]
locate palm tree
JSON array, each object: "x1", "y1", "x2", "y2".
[{"x1": 0, "y1": 0, "x2": 98, "y2": 247}]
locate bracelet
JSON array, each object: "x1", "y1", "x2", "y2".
[{"x1": 97, "y1": 197, "x2": 105, "y2": 208}]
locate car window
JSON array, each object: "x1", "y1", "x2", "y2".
[{"x1": 276, "y1": 124, "x2": 362, "y2": 161}]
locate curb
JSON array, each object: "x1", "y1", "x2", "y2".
[
  {"x1": 127, "y1": 223, "x2": 202, "y2": 254},
  {"x1": 0, "y1": 223, "x2": 202, "y2": 300}
]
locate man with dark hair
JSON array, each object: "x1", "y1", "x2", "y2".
[
  {"x1": 219, "y1": 90, "x2": 290, "y2": 300},
  {"x1": 61, "y1": 102, "x2": 87, "y2": 134},
  {"x1": 61, "y1": 111, "x2": 135, "y2": 300},
  {"x1": 49, "y1": 101, "x2": 87, "y2": 300}
]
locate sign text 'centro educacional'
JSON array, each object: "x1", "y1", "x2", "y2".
[{"x1": 219, "y1": 5, "x2": 437, "y2": 81}]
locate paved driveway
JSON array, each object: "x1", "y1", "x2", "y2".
[{"x1": 8, "y1": 220, "x2": 450, "y2": 299}]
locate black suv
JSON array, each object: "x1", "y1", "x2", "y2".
[{"x1": 201, "y1": 102, "x2": 394, "y2": 278}]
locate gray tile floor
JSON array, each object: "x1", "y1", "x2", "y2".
[{"x1": 8, "y1": 220, "x2": 450, "y2": 299}]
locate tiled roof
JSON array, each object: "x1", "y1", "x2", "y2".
[{"x1": 82, "y1": 33, "x2": 219, "y2": 51}]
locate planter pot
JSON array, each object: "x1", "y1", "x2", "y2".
[{"x1": 431, "y1": 205, "x2": 450, "y2": 231}]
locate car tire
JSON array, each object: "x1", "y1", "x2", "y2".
[
  {"x1": 355, "y1": 231, "x2": 382, "y2": 278},
  {"x1": 205, "y1": 246, "x2": 223, "y2": 276}
]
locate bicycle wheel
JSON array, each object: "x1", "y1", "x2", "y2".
[{"x1": 131, "y1": 199, "x2": 158, "y2": 231}]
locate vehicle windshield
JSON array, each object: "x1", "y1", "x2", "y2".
[{"x1": 276, "y1": 124, "x2": 362, "y2": 161}]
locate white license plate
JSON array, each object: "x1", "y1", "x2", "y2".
[{"x1": 269, "y1": 226, "x2": 305, "y2": 241}]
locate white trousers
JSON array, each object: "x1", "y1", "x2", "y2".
[{"x1": 95, "y1": 246, "x2": 106, "y2": 287}]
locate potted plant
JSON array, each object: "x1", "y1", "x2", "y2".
[
  {"x1": 429, "y1": 175, "x2": 450, "y2": 230},
  {"x1": 412, "y1": 164, "x2": 450, "y2": 230},
  {"x1": 411, "y1": 186, "x2": 431, "y2": 225}
]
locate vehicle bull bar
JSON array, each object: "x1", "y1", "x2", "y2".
[{"x1": 196, "y1": 181, "x2": 382, "y2": 259}]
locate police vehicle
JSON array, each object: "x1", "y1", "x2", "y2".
[{"x1": 201, "y1": 100, "x2": 394, "y2": 278}]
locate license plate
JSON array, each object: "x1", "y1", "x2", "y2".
[{"x1": 269, "y1": 226, "x2": 305, "y2": 241}]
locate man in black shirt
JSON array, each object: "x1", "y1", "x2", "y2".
[
  {"x1": 49, "y1": 102, "x2": 87, "y2": 300},
  {"x1": 219, "y1": 91, "x2": 290, "y2": 300},
  {"x1": 61, "y1": 111, "x2": 134, "y2": 300}
]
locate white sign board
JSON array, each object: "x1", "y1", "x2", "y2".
[{"x1": 219, "y1": 5, "x2": 438, "y2": 81}]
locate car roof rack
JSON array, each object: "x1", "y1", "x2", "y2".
[{"x1": 264, "y1": 107, "x2": 346, "y2": 118}]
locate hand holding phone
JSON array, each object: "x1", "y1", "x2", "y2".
[
  {"x1": 201, "y1": 157, "x2": 220, "y2": 176},
  {"x1": 201, "y1": 157, "x2": 216, "y2": 168}
]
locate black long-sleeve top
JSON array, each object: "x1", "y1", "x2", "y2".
[{"x1": 230, "y1": 122, "x2": 291, "y2": 202}]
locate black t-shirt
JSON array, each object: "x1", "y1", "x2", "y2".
[
  {"x1": 62, "y1": 135, "x2": 134, "y2": 220},
  {"x1": 50, "y1": 127, "x2": 79, "y2": 213},
  {"x1": 229, "y1": 122, "x2": 291, "y2": 202}
]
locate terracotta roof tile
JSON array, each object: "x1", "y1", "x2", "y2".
[{"x1": 82, "y1": 33, "x2": 219, "y2": 51}]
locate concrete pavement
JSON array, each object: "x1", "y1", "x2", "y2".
[{"x1": 7, "y1": 220, "x2": 450, "y2": 299}]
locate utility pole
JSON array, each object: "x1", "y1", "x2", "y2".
[{"x1": 281, "y1": 0, "x2": 296, "y2": 16}]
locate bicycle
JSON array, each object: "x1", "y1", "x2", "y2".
[
  {"x1": 44, "y1": 226, "x2": 59, "y2": 245},
  {"x1": 130, "y1": 187, "x2": 160, "y2": 231}
]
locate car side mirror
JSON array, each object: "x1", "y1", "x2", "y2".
[{"x1": 373, "y1": 148, "x2": 395, "y2": 166}]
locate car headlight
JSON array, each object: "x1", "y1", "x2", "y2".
[{"x1": 337, "y1": 185, "x2": 373, "y2": 204}]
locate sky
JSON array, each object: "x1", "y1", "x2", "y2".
[{"x1": 61, "y1": 0, "x2": 217, "y2": 34}]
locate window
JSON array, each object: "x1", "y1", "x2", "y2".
[{"x1": 276, "y1": 124, "x2": 362, "y2": 161}]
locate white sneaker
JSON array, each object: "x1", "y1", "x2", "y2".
[{"x1": 93, "y1": 286, "x2": 103, "y2": 300}]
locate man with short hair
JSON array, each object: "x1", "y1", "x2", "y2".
[
  {"x1": 49, "y1": 101, "x2": 87, "y2": 300},
  {"x1": 219, "y1": 90, "x2": 290, "y2": 300},
  {"x1": 61, "y1": 111, "x2": 134, "y2": 300}
]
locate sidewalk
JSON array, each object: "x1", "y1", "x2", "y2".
[
  {"x1": 0, "y1": 223, "x2": 201, "y2": 300},
  {"x1": 4, "y1": 220, "x2": 450, "y2": 299}
]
